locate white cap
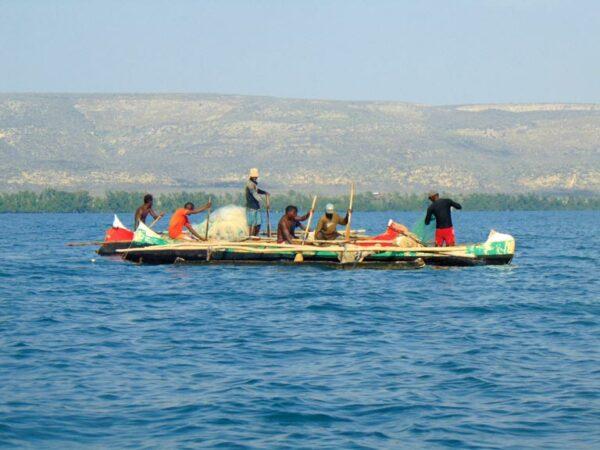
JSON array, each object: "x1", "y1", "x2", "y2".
[
  {"x1": 249, "y1": 168, "x2": 259, "y2": 178},
  {"x1": 325, "y1": 203, "x2": 335, "y2": 213}
]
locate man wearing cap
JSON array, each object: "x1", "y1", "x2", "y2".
[
  {"x1": 245, "y1": 168, "x2": 270, "y2": 236},
  {"x1": 424, "y1": 191, "x2": 462, "y2": 247},
  {"x1": 314, "y1": 203, "x2": 350, "y2": 240}
]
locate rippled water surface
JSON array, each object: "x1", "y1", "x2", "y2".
[{"x1": 1, "y1": 211, "x2": 599, "y2": 448}]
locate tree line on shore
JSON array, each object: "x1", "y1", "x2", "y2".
[{"x1": 0, "y1": 189, "x2": 598, "y2": 213}]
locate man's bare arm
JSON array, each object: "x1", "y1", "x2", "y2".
[
  {"x1": 190, "y1": 201, "x2": 212, "y2": 215},
  {"x1": 281, "y1": 225, "x2": 294, "y2": 244},
  {"x1": 134, "y1": 207, "x2": 143, "y2": 229},
  {"x1": 149, "y1": 209, "x2": 165, "y2": 220},
  {"x1": 185, "y1": 223, "x2": 205, "y2": 240}
]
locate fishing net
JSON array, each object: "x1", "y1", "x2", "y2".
[
  {"x1": 411, "y1": 217, "x2": 435, "y2": 246},
  {"x1": 194, "y1": 205, "x2": 248, "y2": 242},
  {"x1": 133, "y1": 221, "x2": 169, "y2": 246},
  {"x1": 367, "y1": 220, "x2": 423, "y2": 247}
]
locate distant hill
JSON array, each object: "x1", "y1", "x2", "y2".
[{"x1": 0, "y1": 93, "x2": 598, "y2": 194}]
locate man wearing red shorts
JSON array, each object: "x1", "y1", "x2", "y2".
[{"x1": 424, "y1": 191, "x2": 462, "y2": 247}]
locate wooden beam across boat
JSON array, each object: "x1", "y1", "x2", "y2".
[{"x1": 117, "y1": 240, "x2": 473, "y2": 255}]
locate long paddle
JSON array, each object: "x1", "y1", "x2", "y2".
[
  {"x1": 66, "y1": 241, "x2": 105, "y2": 247},
  {"x1": 147, "y1": 214, "x2": 163, "y2": 230},
  {"x1": 302, "y1": 195, "x2": 318, "y2": 244},
  {"x1": 344, "y1": 182, "x2": 355, "y2": 242},
  {"x1": 204, "y1": 196, "x2": 212, "y2": 240},
  {"x1": 266, "y1": 195, "x2": 272, "y2": 238}
]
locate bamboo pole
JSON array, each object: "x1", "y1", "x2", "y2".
[
  {"x1": 302, "y1": 195, "x2": 318, "y2": 245},
  {"x1": 204, "y1": 196, "x2": 212, "y2": 240},
  {"x1": 147, "y1": 214, "x2": 163, "y2": 230},
  {"x1": 119, "y1": 244, "x2": 477, "y2": 259},
  {"x1": 67, "y1": 241, "x2": 106, "y2": 247},
  {"x1": 119, "y1": 240, "x2": 474, "y2": 255},
  {"x1": 344, "y1": 183, "x2": 355, "y2": 242},
  {"x1": 266, "y1": 195, "x2": 272, "y2": 238}
]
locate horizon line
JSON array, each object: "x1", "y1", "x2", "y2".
[{"x1": 1, "y1": 91, "x2": 599, "y2": 108}]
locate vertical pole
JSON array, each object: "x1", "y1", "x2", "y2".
[
  {"x1": 266, "y1": 195, "x2": 272, "y2": 238},
  {"x1": 204, "y1": 196, "x2": 211, "y2": 240},
  {"x1": 302, "y1": 195, "x2": 318, "y2": 244},
  {"x1": 344, "y1": 183, "x2": 355, "y2": 242}
]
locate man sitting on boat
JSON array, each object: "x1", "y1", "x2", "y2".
[
  {"x1": 168, "y1": 201, "x2": 212, "y2": 240},
  {"x1": 134, "y1": 194, "x2": 164, "y2": 230},
  {"x1": 277, "y1": 205, "x2": 311, "y2": 244},
  {"x1": 425, "y1": 191, "x2": 462, "y2": 247},
  {"x1": 245, "y1": 168, "x2": 270, "y2": 237},
  {"x1": 314, "y1": 203, "x2": 350, "y2": 241}
]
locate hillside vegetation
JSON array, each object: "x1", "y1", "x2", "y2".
[
  {"x1": 0, "y1": 94, "x2": 598, "y2": 193},
  {"x1": 1, "y1": 189, "x2": 598, "y2": 213}
]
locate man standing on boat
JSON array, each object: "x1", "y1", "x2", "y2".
[
  {"x1": 314, "y1": 203, "x2": 349, "y2": 240},
  {"x1": 134, "y1": 194, "x2": 164, "y2": 230},
  {"x1": 277, "y1": 205, "x2": 312, "y2": 244},
  {"x1": 245, "y1": 168, "x2": 270, "y2": 236},
  {"x1": 168, "y1": 201, "x2": 211, "y2": 240},
  {"x1": 424, "y1": 191, "x2": 462, "y2": 247}
]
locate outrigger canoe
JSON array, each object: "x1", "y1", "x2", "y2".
[
  {"x1": 98, "y1": 215, "x2": 515, "y2": 267},
  {"x1": 116, "y1": 230, "x2": 515, "y2": 267}
]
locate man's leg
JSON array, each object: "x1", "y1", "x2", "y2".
[
  {"x1": 255, "y1": 209, "x2": 262, "y2": 236},
  {"x1": 446, "y1": 227, "x2": 456, "y2": 246},
  {"x1": 436, "y1": 227, "x2": 455, "y2": 247},
  {"x1": 247, "y1": 209, "x2": 256, "y2": 236},
  {"x1": 435, "y1": 229, "x2": 444, "y2": 247}
]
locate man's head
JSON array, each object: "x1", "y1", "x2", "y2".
[
  {"x1": 285, "y1": 205, "x2": 298, "y2": 218},
  {"x1": 249, "y1": 168, "x2": 259, "y2": 182},
  {"x1": 325, "y1": 203, "x2": 335, "y2": 218},
  {"x1": 144, "y1": 194, "x2": 153, "y2": 205},
  {"x1": 184, "y1": 202, "x2": 194, "y2": 211},
  {"x1": 427, "y1": 191, "x2": 439, "y2": 202}
]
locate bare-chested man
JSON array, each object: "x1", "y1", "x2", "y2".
[{"x1": 134, "y1": 194, "x2": 164, "y2": 229}]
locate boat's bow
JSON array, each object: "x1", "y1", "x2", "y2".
[{"x1": 463, "y1": 230, "x2": 516, "y2": 264}]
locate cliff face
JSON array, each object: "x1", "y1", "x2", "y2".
[{"x1": 1, "y1": 93, "x2": 598, "y2": 193}]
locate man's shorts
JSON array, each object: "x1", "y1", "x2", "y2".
[
  {"x1": 246, "y1": 208, "x2": 262, "y2": 227},
  {"x1": 435, "y1": 227, "x2": 455, "y2": 247}
]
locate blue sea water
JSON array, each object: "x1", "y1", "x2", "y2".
[{"x1": 0, "y1": 211, "x2": 599, "y2": 449}]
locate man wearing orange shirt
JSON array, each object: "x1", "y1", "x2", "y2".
[{"x1": 168, "y1": 201, "x2": 212, "y2": 240}]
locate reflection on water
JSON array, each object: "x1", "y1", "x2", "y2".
[{"x1": 0, "y1": 211, "x2": 598, "y2": 448}]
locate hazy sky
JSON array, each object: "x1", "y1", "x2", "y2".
[{"x1": 1, "y1": 0, "x2": 598, "y2": 104}]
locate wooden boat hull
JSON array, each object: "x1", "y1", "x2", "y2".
[
  {"x1": 119, "y1": 247, "x2": 425, "y2": 269},
  {"x1": 118, "y1": 241, "x2": 514, "y2": 267},
  {"x1": 97, "y1": 240, "x2": 135, "y2": 256}
]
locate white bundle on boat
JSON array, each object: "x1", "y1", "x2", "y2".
[
  {"x1": 133, "y1": 221, "x2": 168, "y2": 246},
  {"x1": 194, "y1": 205, "x2": 248, "y2": 242},
  {"x1": 112, "y1": 214, "x2": 128, "y2": 230}
]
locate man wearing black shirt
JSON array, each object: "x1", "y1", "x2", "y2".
[{"x1": 425, "y1": 191, "x2": 462, "y2": 246}]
